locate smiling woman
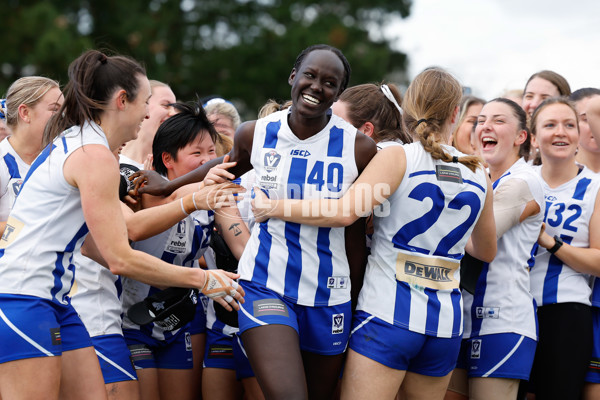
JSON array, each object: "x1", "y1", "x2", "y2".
[
  {"x1": 131, "y1": 44, "x2": 378, "y2": 400},
  {"x1": 527, "y1": 98, "x2": 600, "y2": 400},
  {"x1": 0, "y1": 50, "x2": 242, "y2": 400}
]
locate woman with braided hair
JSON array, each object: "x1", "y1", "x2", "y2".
[{"x1": 252, "y1": 67, "x2": 497, "y2": 399}]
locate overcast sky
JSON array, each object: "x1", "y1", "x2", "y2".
[{"x1": 387, "y1": 0, "x2": 600, "y2": 99}]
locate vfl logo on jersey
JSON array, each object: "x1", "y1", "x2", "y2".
[
  {"x1": 10, "y1": 178, "x2": 23, "y2": 196},
  {"x1": 166, "y1": 220, "x2": 188, "y2": 254},
  {"x1": 327, "y1": 276, "x2": 348, "y2": 289},
  {"x1": 332, "y1": 313, "x2": 344, "y2": 334},
  {"x1": 264, "y1": 150, "x2": 281, "y2": 172},
  {"x1": 152, "y1": 301, "x2": 166, "y2": 311},
  {"x1": 290, "y1": 149, "x2": 311, "y2": 157},
  {"x1": 476, "y1": 307, "x2": 500, "y2": 319},
  {"x1": 470, "y1": 339, "x2": 481, "y2": 359}
]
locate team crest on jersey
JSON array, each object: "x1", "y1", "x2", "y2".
[
  {"x1": 10, "y1": 178, "x2": 23, "y2": 196},
  {"x1": 475, "y1": 307, "x2": 500, "y2": 319},
  {"x1": 264, "y1": 150, "x2": 281, "y2": 172},
  {"x1": 166, "y1": 220, "x2": 188, "y2": 254},
  {"x1": 327, "y1": 276, "x2": 348, "y2": 289},
  {"x1": 470, "y1": 339, "x2": 481, "y2": 359},
  {"x1": 332, "y1": 313, "x2": 344, "y2": 334}
]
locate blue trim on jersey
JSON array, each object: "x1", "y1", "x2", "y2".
[
  {"x1": 61, "y1": 136, "x2": 68, "y2": 153},
  {"x1": 470, "y1": 262, "x2": 490, "y2": 336},
  {"x1": 288, "y1": 157, "x2": 307, "y2": 199},
  {"x1": 21, "y1": 143, "x2": 56, "y2": 191},
  {"x1": 393, "y1": 281, "x2": 411, "y2": 327},
  {"x1": 283, "y1": 222, "x2": 302, "y2": 300},
  {"x1": 3, "y1": 153, "x2": 20, "y2": 179},
  {"x1": 492, "y1": 172, "x2": 511, "y2": 190},
  {"x1": 409, "y1": 171, "x2": 436, "y2": 178},
  {"x1": 50, "y1": 222, "x2": 89, "y2": 302},
  {"x1": 425, "y1": 288, "x2": 441, "y2": 334},
  {"x1": 252, "y1": 221, "x2": 272, "y2": 286},
  {"x1": 115, "y1": 277, "x2": 122, "y2": 299},
  {"x1": 327, "y1": 126, "x2": 343, "y2": 157},
  {"x1": 315, "y1": 227, "x2": 333, "y2": 304},
  {"x1": 542, "y1": 235, "x2": 573, "y2": 304},
  {"x1": 573, "y1": 178, "x2": 592, "y2": 201},
  {"x1": 462, "y1": 179, "x2": 485, "y2": 193},
  {"x1": 451, "y1": 289, "x2": 462, "y2": 334},
  {"x1": 527, "y1": 243, "x2": 538, "y2": 270},
  {"x1": 264, "y1": 121, "x2": 281, "y2": 149}
]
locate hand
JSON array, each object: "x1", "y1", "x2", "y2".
[
  {"x1": 122, "y1": 192, "x2": 142, "y2": 212},
  {"x1": 143, "y1": 154, "x2": 154, "y2": 171},
  {"x1": 251, "y1": 186, "x2": 274, "y2": 223},
  {"x1": 130, "y1": 169, "x2": 170, "y2": 196},
  {"x1": 537, "y1": 223, "x2": 554, "y2": 250},
  {"x1": 204, "y1": 154, "x2": 237, "y2": 186},
  {"x1": 201, "y1": 269, "x2": 245, "y2": 311},
  {"x1": 182, "y1": 182, "x2": 245, "y2": 212}
]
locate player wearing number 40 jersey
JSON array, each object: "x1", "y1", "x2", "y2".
[{"x1": 253, "y1": 67, "x2": 497, "y2": 400}]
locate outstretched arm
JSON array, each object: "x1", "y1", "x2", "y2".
[
  {"x1": 465, "y1": 176, "x2": 497, "y2": 263},
  {"x1": 65, "y1": 144, "x2": 244, "y2": 310},
  {"x1": 134, "y1": 121, "x2": 257, "y2": 196},
  {"x1": 253, "y1": 145, "x2": 406, "y2": 227}
]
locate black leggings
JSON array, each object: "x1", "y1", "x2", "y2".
[{"x1": 529, "y1": 302, "x2": 593, "y2": 400}]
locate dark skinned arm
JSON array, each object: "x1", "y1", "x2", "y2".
[{"x1": 134, "y1": 121, "x2": 257, "y2": 196}]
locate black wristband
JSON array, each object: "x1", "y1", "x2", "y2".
[{"x1": 548, "y1": 235, "x2": 564, "y2": 254}]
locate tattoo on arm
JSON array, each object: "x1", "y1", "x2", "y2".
[{"x1": 229, "y1": 223, "x2": 242, "y2": 236}]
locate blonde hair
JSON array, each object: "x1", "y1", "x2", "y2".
[
  {"x1": 403, "y1": 68, "x2": 483, "y2": 172},
  {"x1": 258, "y1": 99, "x2": 292, "y2": 119},
  {"x1": 204, "y1": 101, "x2": 241, "y2": 130},
  {"x1": 215, "y1": 133, "x2": 233, "y2": 157},
  {"x1": 5, "y1": 76, "x2": 59, "y2": 128}
]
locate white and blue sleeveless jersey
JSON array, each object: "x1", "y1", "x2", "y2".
[
  {"x1": 70, "y1": 252, "x2": 123, "y2": 337},
  {"x1": 0, "y1": 122, "x2": 109, "y2": 304},
  {"x1": 530, "y1": 166, "x2": 600, "y2": 306},
  {"x1": 121, "y1": 209, "x2": 214, "y2": 341},
  {"x1": 0, "y1": 138, "x2": 30, "y2": 221},
  {"x1": 70, "y1": 155, "x2": 144, "y2": 337},
  {"x1": 463, "y1": 158, "x2": 544, "y2": 340},
  {"x1": 357, "y1": 143, "x2": 487, "y2": 338},
  {"x1": 238, "y1": 109, "x2": 359, "y2": 307},
  {"x1": 204, "y1": 247, "x2": 239, "y2": 337}
]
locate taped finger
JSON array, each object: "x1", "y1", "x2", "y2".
[{"x1": 224, "y1": 295, "x2": 234, "y2": 303}]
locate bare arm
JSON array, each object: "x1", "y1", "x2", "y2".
[
  {"x1": 124, "y1": 182, "x2": 243, "y2": 241},
  {"x1": 345, "y1": 217, "x2": 367, "y2": 311},
  {"x1": 254, "y1": 146, "x2": 406, "y2": 227},
  {"x1": 537, "y1": 188, "x2": 600, "y2": 275},
  {"x1": 465, "y1": 176, "x2": 497, "y2": 263},
  {"x1": 64, "y1": 144, "x2": 244, "y2": 309},
  {"x1": 136, "y1": 121, "x2": 256, "y2": 196},
  {"x1": 214, "y1": 206, "x2": 251, "y2": 260}
]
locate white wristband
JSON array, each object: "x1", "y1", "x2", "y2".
[
  {"x1": 180, "y1": 198, "x2": 189, "y2": 216},
  {"x1": 192, "y1": 192, "x2": 198, "y2": 210}
]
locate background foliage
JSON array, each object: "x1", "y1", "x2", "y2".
[{"x1": 1, "y1": 0, "x2": 412, "y2": 119}]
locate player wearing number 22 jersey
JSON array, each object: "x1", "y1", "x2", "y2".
[{"x1": 357, "y1": 142, "x2": 488, "y2": 339}]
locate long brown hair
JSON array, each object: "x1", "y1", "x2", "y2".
[
  {"x1": 337, "y1": 82, "x2": 411, "y2": 144},
  {"x1": 43, "y1": 50, "x2": 146, "y2": 147},
  {"x1": 403, "y1": 68, "x2": 483, "y2": 172}
]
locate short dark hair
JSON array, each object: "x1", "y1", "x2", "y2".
[
  {"x1": 152, "y1": 101, "x2": 219, "y2": 176},
  {"x1": 293, "y1": 44, "x2": 351, "y2": 94}
]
